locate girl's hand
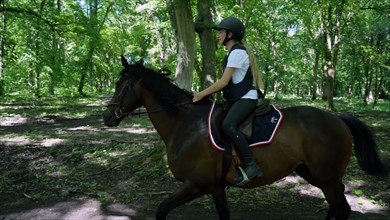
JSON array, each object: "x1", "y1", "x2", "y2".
[{"x1": 192, "y1": 92, "x2": 204, "y2": 102}]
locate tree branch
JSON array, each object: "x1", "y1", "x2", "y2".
[
  {"x1": 98, "y1": 0, "x2": 116, "y2": 31},
  {"x1": 0, "y1": 7, "x2": 57, "y2": 32},
  {"x1": 360, "y1": 6, "x2": 390, "y2": 13}
]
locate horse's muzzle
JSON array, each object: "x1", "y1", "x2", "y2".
[{"x1": 102, "y1": 110, "x2": 121, "y2": 127}]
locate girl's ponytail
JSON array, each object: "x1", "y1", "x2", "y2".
[{"x1": 241, "y1": 42, "x2": 264, "y2": 91}]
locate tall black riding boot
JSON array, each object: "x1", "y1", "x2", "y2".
[{"x1": 232, "y1": 133, "x2": 263, "y2": 185}]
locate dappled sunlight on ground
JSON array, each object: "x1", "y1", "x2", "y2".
[
  {"x1": 275, "y1": 176, "x2": 322, "y2": 197},
  {"x1": 346, "y1": 194, "x2": 386, "y2": 214},
  {"x1": 274, "y1": 175, "x2": 388, "y2": 215},
  {"x1": 67, "y1": 125, "x2": 101, "y2": 132},
  {"x1": 1, "y1": 199, "x2": 135, "y2": 220},
  {"x1": 0, "y1": 135, "x2": 64, "y2": 147},
  {"x1": 41, "y1": 138, "x2": 65, "y2": 147},
  {"x1": 104, "y1": 126, "x2": 157, "y2": 135},
  {"x1": 0, "y1": 114, "x2": 158, "y2": 148},
  {"x1": 0, "y1": 115, "x2": 24, "y2": 126},
  {"x1": 0, "y1": 135, "x2": 37, "y2": 146}
]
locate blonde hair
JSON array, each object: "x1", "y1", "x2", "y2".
[{"x1": 241, "y1": 42, "x2": 265, "y2": 90}]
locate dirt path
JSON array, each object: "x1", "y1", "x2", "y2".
[
  {"x1": 1, "y1": 196, "x2": 389, "y2": 219},
  {"x1": 1, "y1": 107, "x2": 389, "y2": 219}
]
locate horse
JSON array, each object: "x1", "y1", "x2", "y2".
[{"x1": 103, "y1": 56, "x2": 386, "y2": 220}]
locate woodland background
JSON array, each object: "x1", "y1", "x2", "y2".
[
  {"x1": 0, "y1": 0, "x2": 389, "y2": 110},
  {"x1": 1, "y1": 1, "x2": 390, "y2": 218}
]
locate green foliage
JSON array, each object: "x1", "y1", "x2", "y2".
[
  {"x1": 352, "y1": 189, "x2": 364, "y2": 197},
  {"x1": 1, "y1": 0, "x2": 174, "y2": 97},
  {"x1": 0, "y1": 0, "x2": 389, "y2": 102}
]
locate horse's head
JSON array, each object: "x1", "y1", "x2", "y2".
[{"x1": 103, "y1": 55, "x2": 143, "y2": 127}]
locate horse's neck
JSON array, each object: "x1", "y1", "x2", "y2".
[
  {"x1": 138, "y1": 84, "x2": 210, "y2": 145},
  {"x1": 144, "y1": 99, "x2": 209, "y2": 147}
]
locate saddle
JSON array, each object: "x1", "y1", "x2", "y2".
[{"x1": 208, "y1": 99, "x2": 283, "y2": 151}]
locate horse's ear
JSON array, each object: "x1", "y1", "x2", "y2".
[{"x1": 121, "y1": 55, "x2": 130, "y2": 68}]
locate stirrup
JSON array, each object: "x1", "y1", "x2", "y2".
[{"x1": 236, "y1": 166, "x2": 250, "y2": 186}]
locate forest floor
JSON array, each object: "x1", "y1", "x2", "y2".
[{"x1": 0, "y1": 96, "x2": 389, "y2": 220}]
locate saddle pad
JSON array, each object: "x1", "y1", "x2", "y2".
[{"x1": 208, "y1": 102, "x2": 283, "y2": 151}]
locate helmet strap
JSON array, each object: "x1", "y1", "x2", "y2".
[{"x1": 223, "y1": 31, "x2": 233, "y2": 46}]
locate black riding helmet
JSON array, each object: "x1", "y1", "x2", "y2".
[{"x1": 214, "y1": 17, "x2": 245, "y2": 45}]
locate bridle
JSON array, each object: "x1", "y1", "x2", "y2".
[{"x1": 106, "y1": 77, "x2": 133, "y2": 119}]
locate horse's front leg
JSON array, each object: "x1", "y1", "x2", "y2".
[
  {"x1": 156, "y1": 180, "x2": 205, "y2": 220},
  {"x1": 211, "y1": 186, "x2": 230, "y2": 220}
]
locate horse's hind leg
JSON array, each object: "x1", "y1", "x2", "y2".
[
  {"x1": 295, "y1": 165, "x2": 350, "y2": 220},
  {"x1": 322, "y1": 183, "x2": 351, "y2": 220},
  {"x1": 156, "y1": 181, "x2": 204, "y2": 220}
]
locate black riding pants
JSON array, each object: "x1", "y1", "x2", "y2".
[{"x1": 222, "y1": 99, "x2": 257, "y2": 164}]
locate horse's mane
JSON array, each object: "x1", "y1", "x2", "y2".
[{"x1": 128, "y1": 63, "x2": 212, "y2": 113}]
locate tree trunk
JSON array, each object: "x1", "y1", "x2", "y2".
[
  {"x1": 363, "y1": 36, "x2": 374, "y2": 105},
  {"x1": 195, "y1": 0, "x2": 216, "y2": 90},
  {"x1": 47, "y1": 0, "x2": 63, "y2": 96},
  {"x1": 78, "y1": 0, "x2": 115, "y2": 95},
  {"x1": 323, "y1": 62, "x2": 335, "y2": 109},
  {"x1": 373, "y1": 63, "x2": 379, "y2": 106},
  {"x1": 363, "y1": 59, "x2": 373, "y2": 105},
  {"x1": 349, "y1": 48, "x2": 358, "y2": 96},
  {"x1": 373, "y1": 32, "x2": 385, "y2": 106},
  {"x1": 79, "y1": 0, "x2": 98, "y2": 95},
  {"x1": 34, "y1": 31, "x2": 41, "y2": 98},
  {"x1": 167, "y1": 0, "x2": 196, "y2": 91},
  {"x1": 311, "y1": 47, "x2": 319, "y2": 100},
  {"x1": 377, "y1": 67, "x2": 386, "y2": 99},
  {"x1": 33, "y1": 0, "x2": 47, "y2": 98},
  {"x1": 79, "y1": 45, "x2": 95, "y2": 95},
  {"x1": 318, "y1": 0, "x2": 347, "y2": 111},
  {"x1": 0, "y1": 0, "x2": 5, "y2": 97},
  {"x1": 271, "y1": 32, "x2": 279, "y2": 100}
]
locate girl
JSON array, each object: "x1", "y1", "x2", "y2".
[{"x1": 193, "y1": 17, "x2": 264, "y2": 185}]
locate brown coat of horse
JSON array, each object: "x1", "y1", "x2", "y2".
[{"x1": 103, "y1": 56, "x2": 386, "y2": 220}]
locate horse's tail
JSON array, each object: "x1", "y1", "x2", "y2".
[{"x1": 338, "y1": 113, "x2": 387, "y2": 176}]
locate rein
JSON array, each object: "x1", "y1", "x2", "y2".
[{"x1": 111, "y1": 102, "x2": 194, "y2": 119}]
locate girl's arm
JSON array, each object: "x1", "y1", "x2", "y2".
[{"x1": 193, "y1": 67, "x2": 236, "y2": 102}]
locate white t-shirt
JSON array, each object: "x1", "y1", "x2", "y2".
[{"x1": 226, "y1": 49, "x2": 258, "y2": 100}]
